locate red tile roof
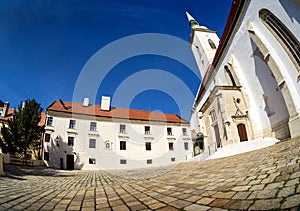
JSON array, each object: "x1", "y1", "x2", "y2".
[
  {"x1": 47, "y1": 100, "x2": 188, "y2": 123},
  {"x1": 195, "y1": 0, "x2": 247, "y2": 103},
  {"x1": 0, "y1": 104, "x2": 46, "y2": 126}
]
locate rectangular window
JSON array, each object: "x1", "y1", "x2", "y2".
[
  {"x1": 147, "y1": 159, "x2": 152, "y2": 164},
  {"x1": 90, "y1": 122, "x2": 97, "y2": 131},
  {"x1": 89, "y1": 139, "x2": 96, "y2": 148},
  {"x1": 120, "y1": 159, "x2": 127, "y2": 164},
  {"x1": 44, "y1": 152, "x2": 49, "y2": 161},
  {"x1": 120, "y1": 124, "x2": 126, "y2": 133},
  {"x1": 169, "y1": 142, "x2": 174, "y2": 150},
  {"x1": 145, "y1": 142, "x2": 151, "y2": 151},
  {"x1": 44, "y1": 133, "x2": 51, "y2": 142},
  {"x1": 68, "y1": 137, "x2": 74, "y2": 146},
  {"x1": 145, "y1": 126, "x2": 150, "y2": 135},
  {"x1": 69, "y1": 120, "x2": 76, "y2": 129},
  {"x1": 171, "y1": 157, "x2": 175, "y2": 162},
  {"x1": 89, "y1": 158, "x2": 96, "y2": 164},
  {"x1": 182, "y1": 128, "x2": 187, "y2": 136},
  {"x1": 167, "y1": 127, "x2": 173, "y2": 135},
  {"x1": 120, "y1": 141, "x2": 126, "y2": 150},
  {"x1": 46, "y1": 117, "x2": 53, "y2": 126},
  {"x1": 184, "y1": 142, "x2": 189, "y2": 150}
]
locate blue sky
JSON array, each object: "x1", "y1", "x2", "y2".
[{"x1": 0, "y1": 0, "x2": 231, "y2": 120}]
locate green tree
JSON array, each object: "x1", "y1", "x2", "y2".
[
  {"x1": 0, "y1": 99, "x2": 44, "y2": 158},
  {"x1": 0, "y1": 110, "x2": 21, "y2": 154}
]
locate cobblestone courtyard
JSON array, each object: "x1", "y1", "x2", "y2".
[{"x1": 0, "y1": 138, "x2": 299, "y2": 210}]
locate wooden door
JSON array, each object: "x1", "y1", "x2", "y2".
[{"x1": 237, "y1": 124, "x2": 248, "y2": 141}]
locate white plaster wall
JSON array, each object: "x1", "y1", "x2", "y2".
[
  {"x1": 202, "y1": 0, "x2": 300, "y2": 137},
  {"x1": 192, "y1": 31, "x2": 220, "y2": 78},
  {"x1": 44, "y1": 115, "x2": 193, "y2": 170}
]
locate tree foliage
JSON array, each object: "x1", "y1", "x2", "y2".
[{"x1": 0, "y1": 99, "x2": 44, "y2": 158}]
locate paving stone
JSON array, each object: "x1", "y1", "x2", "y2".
[
  {"x1": 222, "y1": 199, "x2": 253, "y2": 210},
  {"x1": 249, "y1": 199, "x2": 281, "y2": 210},
  {"x1": 296, "y1": 185, "x2": 300, "y2": 193},
  {"x1": 148, "y1": 202, "x2": 166, "y2": 209},
  {"x1": 248, "y1": 189, "x2": 277, "y2": 199},
  {"x1": 184, "y1": 204, "x2": 210, "y2": 211},
  {"x1": 196, "y1": 197, "x2": 215, "y2": 205},
  {"x1": 0, "y1": 138, "x2": 299, "y2": 210},
  {"x1": 281, "y1": 194, "x2": 300, "y2": 209},
  {"x1": 277, "y1": 186, "x2": 295, "y2": 197},
  {"x1": 232, "y1": 191, "x2": 251, "y2": 200},
  {"x1": 169, "y1": 199, "x2": 191, "y2": 209},
  {"x1": 264, "y1": 181, "x2": 284, "y2": 190},
  {"x1": 208, "y1": 199, "x2": 230, "y2": 207},
  {"x1": 156, "y1": 206, "x2": 178, "y2": 211},
  {"x1": 213, "y1": 191, "x2": 236, "y2": 199},
  {"x1": 232, "y1": 186, "x2": 251, "y2": 191},
  {"x1": 290, "y1": 171, "x2": 300, "y2": 179},
  {"x1": 184, "y1": 195, "x2": 202, "y2": 202},
  {"x1": 249, "y1": 184, "x2": 265, "y2": 191},
  {"x1": 285, "y1": 178, "x2": 299, "y2": 186}
]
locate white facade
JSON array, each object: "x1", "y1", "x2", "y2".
[
  {"x1": 189, "y1": 0, "x2": 300, "y2": 157},
  {"x1": 43, "y1": 100, "x2": 192, "y2": 170}
]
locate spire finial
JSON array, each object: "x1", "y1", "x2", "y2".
[
  {"x1": 186, "y1": 11, "x2": 200, "y2": 29},
  {"x1": 186, "y1": 11, "x2": 195, "y2": 23}
]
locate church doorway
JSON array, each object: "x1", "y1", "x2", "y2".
[{"x1": 237, "y1": 123, "x2": 248, "y2": 142}]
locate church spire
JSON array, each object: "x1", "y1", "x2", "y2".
[{"x1": 186, "y1": 11, "x2": 200, "y2": 29}]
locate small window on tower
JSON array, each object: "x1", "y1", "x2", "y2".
[{"x1": 208, "y1": 39, "x2": 216, "y2": 49}]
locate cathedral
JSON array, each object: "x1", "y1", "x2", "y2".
[{"x1": 188, "y1": 0, "x2": 300, "y2": 157}]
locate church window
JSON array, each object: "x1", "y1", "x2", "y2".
[
  {"x1": 224, "y1": 65, "x2": 237, "y2": 86},
  {"x1": 259, "y1": 9, "x2": 300, "y2": 72},
  {"x1": 208, "y1": 39, "x2": 216, "y2": 49},
  {"x1": 210, "y1": 110, "x2": 217, "y2": 122}
]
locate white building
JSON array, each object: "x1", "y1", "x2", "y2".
[
  {"x1": 43, "y1": 97, "x2": 192, "y2": 170},
  {"x1": 188, "y1": 0, "x2": 300, "y2": 158}
]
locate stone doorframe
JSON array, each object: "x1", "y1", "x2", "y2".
[{"x1": 247, "y1": 21, "x2": 300, "y2": 138}]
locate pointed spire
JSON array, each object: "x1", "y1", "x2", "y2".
[
  {"x1": 186, "y1": 11, "x2": 195, "y2": 23},
  {"x1": 186, "y1": 11, "x2": 200, "y2": 29}
]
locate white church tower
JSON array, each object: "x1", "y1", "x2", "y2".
[{"x1": 186, "y1": 12, "x2": 220, "y2": 77}]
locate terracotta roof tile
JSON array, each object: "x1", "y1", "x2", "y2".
[
  {"x1": 47, "y1": 100, "x2": 188, "y2": 124},
  {"x1": 0, "y1": 106, "x2": 45, "y2": 126}
]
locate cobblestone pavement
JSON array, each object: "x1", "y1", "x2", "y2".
[{"x1": 0, "y1": 138, "x2": 299, "y2": 210}]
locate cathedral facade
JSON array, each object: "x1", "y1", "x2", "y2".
[{"x1": 188, "y1": 0, "x2": 300, "y2": 157}]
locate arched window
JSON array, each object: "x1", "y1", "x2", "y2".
[
  {"x1": 210, "y1": 109, "x2": 217, "y2": 123},
  {"x1": 208, "y1": 39, "x2": 216, "y2": 49},
  {"x1": 259, "y1": 9, "x2": 300, "y2": 71},
  {"x1": 224, "y1": 65, "x2": 237, "y2": 86}
]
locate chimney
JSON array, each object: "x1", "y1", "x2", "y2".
[
  {"x1": 83, "y1": 98, "x2": 89, "y2": 107},
  {"x1": 22, "y1": 101, "x2": 26, "y2": 110},
  {"x1": 101, "y1": 96, "x2": 111, "y2": 111},
  {"x1": 1, "y1": 102, "x2": 9, "y2": 118}
]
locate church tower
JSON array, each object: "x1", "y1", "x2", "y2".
[{"x1": 186, "y1": 12, "x2": 220, "y2": 78}]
